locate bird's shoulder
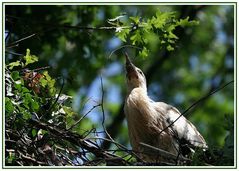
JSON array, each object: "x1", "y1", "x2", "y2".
[
  {"x1": 153, "y1": 101, "x2": 207, "y2": 149},
  {"x1": 152, "y1": 101, "x2": 180, "y2": 116}
]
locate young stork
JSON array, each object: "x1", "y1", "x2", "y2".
[{"x1": 124, "y1": 53, "x2": 207, "y2": 163}]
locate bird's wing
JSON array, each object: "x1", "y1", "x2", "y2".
[{"x1": 153, "y1": 102, "x2": 208, "y2": 149}]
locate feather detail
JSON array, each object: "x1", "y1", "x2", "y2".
[{"x1": 154, "y1": 102, "x2": 208, "y2": 149}]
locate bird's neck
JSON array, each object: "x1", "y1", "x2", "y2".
[
  {"x1": 127, "y1": 84, "x2": 147, "y2": 94},
  {"x1": 127, "y1": 87, "x2": 148, "y2": 99}
]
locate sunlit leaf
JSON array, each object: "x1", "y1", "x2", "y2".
[
  {"x1": 8, "y1": 61, "x2": 21, "y2": 70},
  {"x1": 177, "y1": 16, "x2": 199, "y2": 27},
  {"x1": 116, "y1": 28, "x2": 130, "y2": 42},
  {"x1": 167, "y1": 44, "x2": 174, "y2": 51},
  {"x1": 31, "y1": 129, "x2": 37, "y2": 137},
  {"x1": 139, "y1": 47, "x2": 149, "y2": 59},
  {"x1": 129, "y1": 16, "x2": 141, "y2": 24},
  {"x1": 24, "y1": 49, "x2": 38, "y2": 66},
  {"x1": 130, "y1": 30, "x2": 142, "y2": 45}
]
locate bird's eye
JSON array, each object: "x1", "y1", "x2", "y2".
[{"x1": 138, "y1": 70, "x2": 143, "y2": 75}]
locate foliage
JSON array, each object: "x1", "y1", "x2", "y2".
[
  {"x1": 5, "y1": 5, "x2": 234, "y2": 166},
  {"x1": 113, "y1": 11, "x2": 199, "y2": 58},
  {"x1": 5, "y1": 49, "x2": 142, "y2": 166}
]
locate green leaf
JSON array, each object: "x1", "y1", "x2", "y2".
[
  {"x1": 23, "y1": 93, "x2": 32, "y2": 108},
  {"x1": 168, "y1": 39, "x2": 175, "y2": 44},
  {"x1": 22, "y1": 111, "x2": 31, "y2": 120},
  {"x1": 22, "y1": 87, "x2": 30, "y2": 93},
  {"x1": 63, "y1": 106, "x2": 75, "y2": 116},
  {"x1": 31, "y1": 100, "x2": 39, "y2": 111},
  {"x1": 116, "y1": 28, "x2": 130, "y2": 42},
  {"x1": 150, "y1": 11, "x2": 175, "y2": 29},
  {"x1": 24, "y1": 49, "x2": 38, "y2": 66},
  {"x1": 6, "y1": 151, "x2": 16, "y2": 164},
  {"x1": 5, "y1": 97, "x2": 14, "y2": 114},
  {"x1": 23, "y1": 103, "x2": 30, "y2": 109},
  {"x1": 129, "y1": 16, "x2": 141, "y2": 24},
  {"x1": 166, "y1": 24, "x2": 176, "y2": 32},
  {"x1": 168, "y1": 31, "x2": 178, "y2": 39},
  {"x1": 139, "y1": 47, "x2": 149, "y2": 59},
  {"x1": 11, "y1": 71, "x2": 20, "y2": 81},
  {"x1": 24, "y1": 93, "x2": 32, "y2": 102},
  {"x1": 32, "y1": 129, "x2": 37, "y2": 137},
  {"x1": 144, "y1": 19, "x2": 153, "y2": 31},
  {"x1": 39, "y1": 77, "x2": 48, "y2": 88},
  {"x1": 48, "y1": 79, "x2": 56, "y2": 94},
  {"x1": 130, "y1": 30, "x2": 142, "y2": 45},
  {"x1": 42, "y1": 71, "x2": 56, "y2": 95},
  {"x1": 43, "y1": 71, "x2": 51, "y2": 81},
  {"x1": 167, "y1": 44, "x2": 174, "y2": 51},
  {"x1": 41, "y1": 130, "x2": 48, "y2": 135},
  {"x1": 177, "y1": 16, "x2": 199, "y2": 27},
  {"x1": 8, "y1": 61, "x2": 21, "y2": 70},
  {"x1": 14, "y1": 82, "x2": 22, "y2": 91}
]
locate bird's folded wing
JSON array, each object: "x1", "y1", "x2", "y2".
[{"x1": 154, "y1": 102, "x2": 208, "y2": 149}]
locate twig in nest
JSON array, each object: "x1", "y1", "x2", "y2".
[
  {"x1": 139, "y1": 142, "x2": 191, "y2": 162},
  {"x1": 87, "y1": 136, "x2": 130, "y2": 152}
]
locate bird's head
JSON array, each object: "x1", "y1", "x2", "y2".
[{"x1": 125, "y1": 52, "x2": 147, "y2": 92}]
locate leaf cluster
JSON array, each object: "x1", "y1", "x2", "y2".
[
  {"x1": 113, "y1": 11, "x2": 199, "y2": 58},
  {"x1": 5, "y1": 49, "x2": 136, "y2": 166},
  {"x1": 5, "y1": 49, "x2": 76, "y2": 165}
]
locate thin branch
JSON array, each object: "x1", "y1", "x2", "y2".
[
  {"x1": 5, "y1": 50, "x2": 23, "y2": 56},
  {"x1": 88, "y1": 135, "x2": 143, "y2": 162},
  {"x1": 99, "y1": 76, "x2": 115, "y2": 141},
  {"x1": 6, "y1": 14, "x2": 133, "y2": 31},
  {"x1": 6, "y1": 33, "x2": 36, "y2": 48},
  {"x1": 108, "y1": 45, "x2": 143, "y2": 59},
  {"x1": 87, "y1": 136, "x2": 130, "y2": 153},
  {"x1": 139, "y1": 142, "x2": 191, "y2": 162},
  {"x1": 159, "y1": 80, "x2": 234, "y2": 135},
  {"x1": 5, "y1": 43, "x2": 19, "y2": 48},
  {"x1": 31, "y1": 66, "x2": 51, "y2": 72},
  {"x1": 67, "y1": 104, "x2": 101, "y2": 130},
  {"x1": 6, "y1": 27, "x2": 56, "y2": 48}
]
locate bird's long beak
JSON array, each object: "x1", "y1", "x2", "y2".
[
  {"x1": 125, "y1": 52, "x2": 132, "y2": 66},
  {"x1": 125, "y1": 52, "x2": 135, "y2": 68},
  {"x1": 124, "y1": 52, "x2": 137, "y2": 79}
]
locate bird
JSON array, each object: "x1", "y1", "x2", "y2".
[{"x1": 123, "y1": 52, "x2": 208, "y2": 164}]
